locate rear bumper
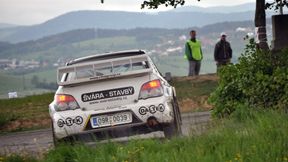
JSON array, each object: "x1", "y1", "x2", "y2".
[{"x1": 50, "y1": 96, "x2": 174, "y2": 140}]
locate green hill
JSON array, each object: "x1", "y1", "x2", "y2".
[{"x1": 0, "y1": 20, "x2": 271, "y2": 97}]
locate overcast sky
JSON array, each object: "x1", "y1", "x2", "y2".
[{"x1": 0, "y1": 0, "x2": 255, "y2": 25}]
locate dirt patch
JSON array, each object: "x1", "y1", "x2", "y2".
[
  {"x1": 179, "y1": 96, "x2": 213, "y2": 113},
  {"x1": 199, "y1": 96, "x2": 213, "y2": 109},
  {"x1": 174, "y1": 73, "x2": 219, "y2": 83},
  {"x1": 2, "y1": 118, "x2": 51, "y2": 132}
]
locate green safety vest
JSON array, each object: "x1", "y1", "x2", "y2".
[{"x1": 185, "y1": 40, "x2": 202, "y2": 61}]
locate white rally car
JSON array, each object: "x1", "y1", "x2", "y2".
[{"x1": 49, "y1": 50, "x2": 182, "y2": 144}]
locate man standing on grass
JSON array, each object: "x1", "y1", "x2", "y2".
[
  {"x1": 184, "y1": 30, "x2": 203, "y2": 76},
  {"x1": 214, "y1": 32, "x2": 233, "y2": 71}
]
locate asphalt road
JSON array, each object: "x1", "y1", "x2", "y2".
[{"x1": 0, "y1": 111, "x2": 211, "y2": 155}]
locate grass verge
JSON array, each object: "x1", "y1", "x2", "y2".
[{"x1": 2, "y1": 109, "x2": 287, "y2": 162}]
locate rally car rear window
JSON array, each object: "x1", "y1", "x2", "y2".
[
  {"x1": 58, "y1": 55, "x2": 150, "y2": 85},
  {"x1": 65, "y1": 61, "x2": 149, "y2": 81}
]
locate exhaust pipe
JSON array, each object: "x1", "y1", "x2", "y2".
[{"x1": 147, "y1": 117, "x2": 159, "y2": 127}]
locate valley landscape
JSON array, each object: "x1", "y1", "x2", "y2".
[
  {"x1": 1, "y1": 1, "x2": 288, "y2": 161},
  {"x1": 0, "y1": 3, "x2": 274, "y2": 98}
]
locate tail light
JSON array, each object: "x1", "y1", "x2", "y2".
[
  {"x1": 54, "y1": 94, "x2": 80, "y2": 111},
  {"x1": 139, "y1": 79, "x2": 163, "y2": 100}
]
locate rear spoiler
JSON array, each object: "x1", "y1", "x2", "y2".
[{"x1": 57, "y1": 55, "x2": 152, "y2": 86}]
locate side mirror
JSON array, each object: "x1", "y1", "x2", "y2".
[{"x1": 164, "y1": 72, "x2": 172, "y2": 82}]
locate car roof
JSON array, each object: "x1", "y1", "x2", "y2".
[{"x1": 67, "y1": 50, "x2": 146, "y2": 66}]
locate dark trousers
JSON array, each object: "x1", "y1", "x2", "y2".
[
  {"x1": 188, "y1": 60, "x2": 201, "y2": 76},
  {"x1": 216, "y1": 60, "x2": 231, "y2": 72}
]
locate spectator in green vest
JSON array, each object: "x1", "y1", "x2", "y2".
[{"x1": 184, "y1": 30, "x2": 203, "y2": 76}]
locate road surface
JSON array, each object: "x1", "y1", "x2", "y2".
[{"x1": 0, "y1": 111, "x2": 211, "y2": 155}]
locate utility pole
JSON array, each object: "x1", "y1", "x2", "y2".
[
  {"x1": 279, "y1": 0, "x2": 283, "y2": 15},
  {"x1": 271, "y1": 0, "x2": 288, "y2": 51},
  {"x1": 22, "y1": 74, "x2": 26, "y2": 90},
  {"x1": 255, "y1": 0, "x2": 269, "y2": 50}
]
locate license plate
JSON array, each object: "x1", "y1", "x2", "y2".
[{"x1": 90, "y1": 112, "x2": 132, "y2": 128}]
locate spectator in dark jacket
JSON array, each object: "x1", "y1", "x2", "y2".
[{"x1": 214, "y1": 32, "x2": 232, "y2": 70}]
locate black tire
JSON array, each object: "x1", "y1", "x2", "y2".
[
  {"x1": 163, "y1": 96, "x2": 182, "y2": 138},
  {"x1": 52, "y1": 120, "x2": 75, "y2": 147},
  {"x1": 51, "y1": 120, "x2": 59, "y2": 147},
  {"x1": 173, "y1": 96, "x2": 182, "y2": 125}
]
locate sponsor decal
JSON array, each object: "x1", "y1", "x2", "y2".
[
  {"x1": 82, "y1": 87, "x2": 134, "y2": 102},
  {"x1": 149, "y1": 105, "x2": 157, "y2": 114},
  {"x1": 138, "y1": 104, "x2": 165, "y2": 115},
  {"x1": 57, "y1": 119, "x2": 65, "y2": 127},
  {"x1": 139, "y1": 106, "x2": 148, "y2": 115},
  {"x1": 157, "y1": 104, "x2": 165, "y2": 112},
  {"x1": 90, "y1": 73, "x2": 121, "y2": 80},
  {"x1": 57, "y1": 116, "x2": 83, "y2": 127}
]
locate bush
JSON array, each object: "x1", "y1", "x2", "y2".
[{"x1": 209, "y1": 39, "x2": 288, "y2": 117}]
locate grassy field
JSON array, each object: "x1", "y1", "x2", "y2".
[
  {"x1": 0, "y1": 93, "x2": 53, "y2": 132},
  {"x1": 0, "y1": 74, "x2": 218, "y2": 133},
  {"x1": 6, "y1": 36, "x2": 139, "y2": 62},
  {"x1": 72, "y1": 36, "x2": 138, "y2": 51},
  {"x1": 0, "y1": 72, "x2": 54, "y2": 99},
  {"x1": 0, "y1": 72, "x2": 32, "y2": 94},
  {"x1": 24, "y1": 68, "x2": 57, "y2": 83},
  {"x1": 2, "y1": 109, "x2": 287, "y2": 162}
]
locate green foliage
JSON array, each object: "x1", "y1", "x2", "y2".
[
  {"x1": 141, "y1": 0, "x2": 186, "y2": 9},
  {"x1": 265, "y1": 0, "x2": 288, "y2": 11},
  {"x1": 141, "y1": 0, "x2": 288, "y2": 12},
  {"x1": 209, "y1": 38, "x2": 288, "y2": 116}
]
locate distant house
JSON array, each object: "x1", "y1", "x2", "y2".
[
  {"x1": 0, "y1": 59, "x2": 12, "y2": 68},
  {"x1": 8, "y1": 92, "x2": 18, "y2": 99},
  {"x1": 25, "y1": 60, "x2": 40, "y2": 69}
]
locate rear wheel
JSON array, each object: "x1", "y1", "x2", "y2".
[
  {"x1": 52, "y1": 120, "x2": 75, "y2": 146},
  {"x1": 51, "y1": 120, "x2": 58, "y2": 146},
  {"x1": 163, "y1": 96, "x2": 182, "y2": 138}
]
